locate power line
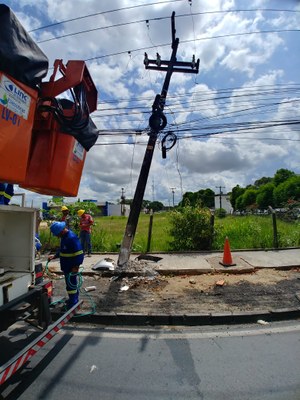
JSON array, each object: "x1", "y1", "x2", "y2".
[
  {"x1": 95, "y1": 83, "x2": 300, "y2": 105},
  {"x1": 79, "y1": 29, "x2": 300, "y2": 63},
  {"x1": 32, "y1": 7, "x2": 300, "y2": 36},
  {"x1": 92, "y1": 135, "x2": 300, "y2": 146},
  {"x1": 29, "y1": 0, "x2": 183, "y2": 32},
  {"x1": 36, "y1": 9, "x2": 300, "y2": 44}
]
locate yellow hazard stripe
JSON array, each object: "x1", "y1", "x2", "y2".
[
  {"x1": 60, "y1": 250, "x2": 83, "y2": 257},
  {"x1": 4, "y1": 193, "x2": 12, "y2": 199},
  {"x1": 67, "y1": 289, "x2": 78, "y2": 294}
]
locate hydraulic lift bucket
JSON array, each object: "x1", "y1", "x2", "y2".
[
  {"x1": 0, "y1": 72, "x2": 38, "y2": 183},
  {"x1": 21, "y1": 60, "x2": 98, "y2": 196},
  {"x1": 21, "y1": 116, "x2": 87, "y2": 197}
]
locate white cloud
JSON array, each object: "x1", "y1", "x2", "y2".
[{"x1": 3, "y1": 0, "x2": 300, "y2": 207}]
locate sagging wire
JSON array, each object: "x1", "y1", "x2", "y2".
[
  {"x1": 161, "y1": 107, "x2": 183, "y2": 196},
  {"x1": 159, "y1": 106, "x2": 178, "y2": 159},
  {"x1": 175, "y1": 135, "x2": 184, "y2": 199},
  {"x1": 161, "y1": 131, "x2": 177, "y2": 158},
  {"x1": 145, "y1": 19, "x2": 159, "y2": 51}
]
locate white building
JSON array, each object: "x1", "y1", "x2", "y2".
[{"x1": 214, "y1": 194, "x2": 233, "y2": 214}]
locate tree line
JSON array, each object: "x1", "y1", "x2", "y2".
[
  {"x1": 230, "y1": 168, "x2": 300, "y2": 212},
  {"x1": 176, "y1": 168, "x2": 300, "y2": 213}
]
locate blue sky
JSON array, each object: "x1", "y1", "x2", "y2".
[{"x1": 4, "y1": 0, "x2": 300, "y2": 207}]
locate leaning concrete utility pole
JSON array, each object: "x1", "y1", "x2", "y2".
[{"x1": 117, "y1": 12, "x2": 199, "y2": 267}]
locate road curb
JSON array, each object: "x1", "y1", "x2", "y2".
[{"x1": 72, "y1": 307, "x2": 300, "y2": 326}]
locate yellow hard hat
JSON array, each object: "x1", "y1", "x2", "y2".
[
  {"x1": 61, "y1": 205, "x2": 69, "y2": 211},
  {"x1": 77, "y1": 209, "x2": 85, "y2": 216}
]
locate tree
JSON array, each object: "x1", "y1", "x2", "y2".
[
  {"x1": 273, "y1": 168, "x2": 295, "y2": 186},
  {"x1": 242, "y1": 188, "x2": 257, "y2": 209},
  {"x1": 254, "y1": 177, "x2": 272, "y2": 187},
  {"x1": 148, "y1": 201, "x2": 164, "y2": 212},
  {"x1": 199, "y1": 188, "x2": 215, "y2": 208},
  {"x1": 235, "y1": 195, "x2": 244, "y2": 211},
  {"x1": 274, "y1": 176, "x2": 300, "y2": 206},
  {"x1": 179, "y1": 192, "x2": 197, "y2": 207},
  {"x1": 256, "y1": 183, "x2": 275, "y2": 209},
  {"x1": 51, "y1": 196, "x2": 64, "y2": 204},
  {"x1": 179, "y1": 189, "x2": 215, "y2": 208},
  {"x1": 230, "y1": 185, "x2": 245, "y2": 210}
]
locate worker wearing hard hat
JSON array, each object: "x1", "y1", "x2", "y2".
[
  {"x1": 60, "y1": 205, "x2": 72, "y2": 229},
  {"x1": 77, "y1": 209, "x2": 94, "y2": 257},
  {"x1": 48, "y1": 221, "x2": 84, "y2": 309}
]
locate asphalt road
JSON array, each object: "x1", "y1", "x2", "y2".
[{"x1": 1, "y1": 320, "x2": 300, "y2": 400}]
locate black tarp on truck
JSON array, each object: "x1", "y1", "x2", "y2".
[{"x1": 0, "y1": 4, "x2": 48, "y2": 88}]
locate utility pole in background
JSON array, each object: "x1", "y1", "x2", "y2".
[
  {"x1": 215, "y1": 186, "x2": 225, "y2": 209},
  {"x1": 117, "y1": 12, "x2": 199, "y2": 267},
  {"x1": 170, "y1": 187, "x2": 176, "y2": 207},
  {"x1": 152, "y1": 178, "x2": 155, "y2": 202},
  {"x1": 120, "y1": 187, "x2": 125, "y2": 216}
]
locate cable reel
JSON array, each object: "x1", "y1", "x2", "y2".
[
  {"x1": 161, "y1": 131, "x2": 177, "y2": 159},
  {"x1": 148, "y1": 111, "x2": 167, "y2": 132}
]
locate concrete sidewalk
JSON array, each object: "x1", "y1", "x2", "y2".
[{"x1": 48, "y1": 247, "x2": 300, "y2": 275}]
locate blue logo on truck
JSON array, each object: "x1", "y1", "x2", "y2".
[{"x1": 3, "y1": 80, "x2": 28, "y2": 103}]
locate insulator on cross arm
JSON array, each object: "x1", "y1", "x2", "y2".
[
  {"x1": 156, "y1": 53, "x2": 161, "y2": 66},
  {"x1": 192, "y1": 55, "x2": 196, "y2": 69},
  {"x1": 144, "y1": 52, "x2": 149, "y2": 66}
]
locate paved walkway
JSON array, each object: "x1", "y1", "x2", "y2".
[{"x1": 47, "y1": 248, "x2": 300, "y2": 275}]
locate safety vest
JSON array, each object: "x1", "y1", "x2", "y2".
[{"x1": 57, "y1": 230, "x2": 84, "y2": 272}]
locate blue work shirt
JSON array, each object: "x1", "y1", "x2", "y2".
[{"x1": 56, "y1": 229, "x2": 84, "y2": 272}]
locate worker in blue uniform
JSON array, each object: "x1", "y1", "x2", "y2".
[
  {"x1": 0, "y1": 183, "x2": 14, "y2": 204},
  {"x1": 48, "y1": 221, "x2": 84, "y2": 308}
]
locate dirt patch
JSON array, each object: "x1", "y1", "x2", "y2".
[{"x1": 51, "y1": 268, "x2": 300, "y2": 314}]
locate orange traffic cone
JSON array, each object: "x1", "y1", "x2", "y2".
[{"x1": 219, "y1": 237, "x2": 236, "y2": 267}]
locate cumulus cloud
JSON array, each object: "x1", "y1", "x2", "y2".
[{"x1": 4, "y1": 0, "x2": 299, "y2": 206}]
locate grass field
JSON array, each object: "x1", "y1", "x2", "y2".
[{"x1": 40, "y1": 212, "x2": 300, "y2": 252}]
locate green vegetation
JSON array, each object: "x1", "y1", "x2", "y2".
[
  {"x1": 39, "y1": 211, "x2": 300, "y2": 253},
  {"x1": 214, "y1": 208, "x2": 227, "y2": 218},
  {"x1": 212, "y1": 215, "x2": 300, "y2": 249},
  {"x1": 169, "y1": 206, "x2": 214, "y2": 251},
  {"x1": 39, "y1": 168, "x2": 300, "y2": 253},
  {"x1": 230, "y1": 168, "x2": 300, "y2": 212},
  {"x1": 178, "y1": 188, "x2": 215, "y2": 208}
]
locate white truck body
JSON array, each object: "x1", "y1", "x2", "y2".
[
  {"x1": 0, "y1": 205, "x2": 82, "y2": 386},
  {"x1": 0, "y1": 205, "x2": 36, "y2": 306}
]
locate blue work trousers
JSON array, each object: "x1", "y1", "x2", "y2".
[
  {"x1": 64, "y1": 271, "x2": 79, "y2": 307},
  {"x1": 80, "y1": 230, "x2": 92, "y2": 255}
]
